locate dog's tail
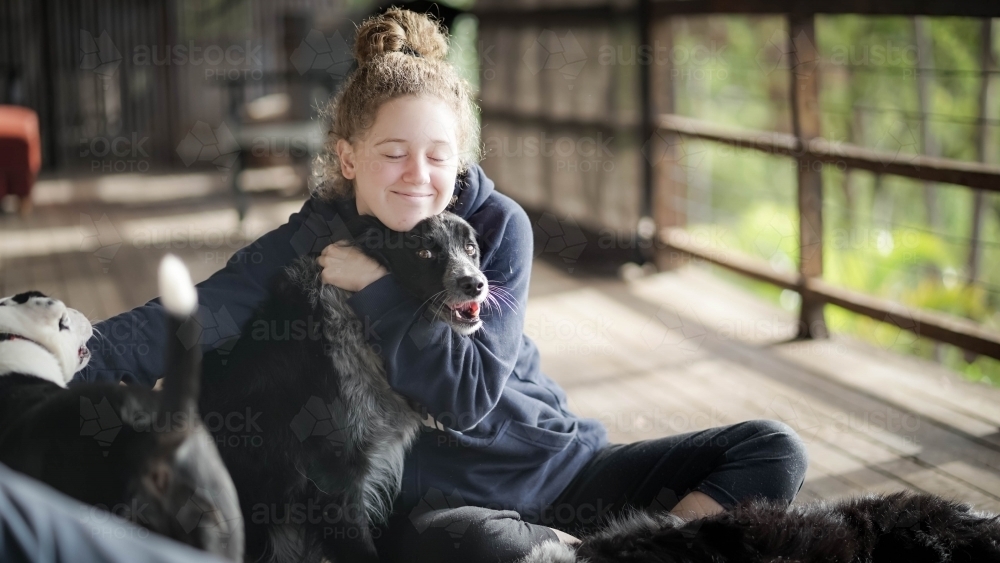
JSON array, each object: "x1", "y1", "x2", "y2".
[{"x1": 158, "y1": 254, "x2": 201, "y2": 416}]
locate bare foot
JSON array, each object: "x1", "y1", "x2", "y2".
[
  {"x1": 670, "y1": 490, "x2": 725, "y2": 520},
  {"x1": 550, "y1": 528, "x2": 581, "y2": 545}
]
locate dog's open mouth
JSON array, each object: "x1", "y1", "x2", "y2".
[
  {"x1": 78, "y1": 346, "x2": 90, "y2": 362},
  {"x1": 448, "y1": 301, "x2": 481, "y2": 324}
]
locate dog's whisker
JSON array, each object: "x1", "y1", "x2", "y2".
[
  {"x1": 493, "y1": 293, "x2": 518, "y2": 311},
  {"x1": 418, "y1": 289, "x2": 448, "y2": 312},
  {"x1": 482, "y1": 294, "x2": 502, "y2": 319},
  {"x1": 488, "y1": 287, "x2": 517, "y2": 312}
]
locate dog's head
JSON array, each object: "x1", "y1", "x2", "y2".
[
  {"x1": 352, "y1": 212, "x2": 489, "y2": 336},
  {"x1": 0, "y1": 291, "x2": 92, "y2": 385}
]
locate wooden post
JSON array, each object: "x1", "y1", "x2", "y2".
[
  {"x1": 788, "y1": 13, "x2": 828, "y2": 339},
  {"x1": 638, "y1": 0, "x2": 657, "y2": 265},
  {"x1": 915, "y1": 16, "x2": 940, "y2": 229},
  {"x1": 650, "y1": 17, "x2": 687, "y2": 270},
  {"x1": 968, "y1": 19, "x2": 995, "y2": 285}
]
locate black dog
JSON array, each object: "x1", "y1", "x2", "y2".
[
  {"x1": 199, "y1": 211, "x2": 489, "y2": 563},
  {"x1": 0, "y1": 255, "x2": 244, "y2": 560},
  {"x1": 522, "y1": 490, "x2": 1000, "y2": 562}
]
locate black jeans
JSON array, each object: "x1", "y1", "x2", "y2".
[{"x1": 373, "y1": 419, "x2": 809, "y2": 563}]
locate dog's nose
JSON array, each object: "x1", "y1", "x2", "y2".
[{"x1": 458, "y1": 276, "x2": 484, "y2": 297}]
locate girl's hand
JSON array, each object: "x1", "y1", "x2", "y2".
[{"x1": 317, "y1": 241, "x2": 388, "y2": 292}]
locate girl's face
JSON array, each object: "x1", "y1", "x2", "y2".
[{"x1": 337, "y1": 95, "x2": 461, "y2": 231}]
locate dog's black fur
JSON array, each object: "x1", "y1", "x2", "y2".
[
  {"x1": 0, "y1": 275, "x2": 244, "y2": 560},
  {"x1": 199, "y1": 211, "x2": 488, "y2": 563},
  {"x1": 522, "y1": 490, "x2": 1000, "y2": 563}
]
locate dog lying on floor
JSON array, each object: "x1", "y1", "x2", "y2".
[
  {"x1": 199, "y1": 211, "x2": 490, "y2": 563},
  {"x1": 0, "y1": 256, "x2": 244, "y2": 560},
  {"x1": 521, "y1": 490, "x2": 1000, "y2": 562}
]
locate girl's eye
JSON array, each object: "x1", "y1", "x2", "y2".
[
  {"x1": 417, "y1": 249, "x2": 434, "y2": 259},
  {"x1": 388, "y1": 155, "x2": 448, "y2": 162},
  {"x1": 465, "y1": 244, "x2": 476, "y2": 256}
]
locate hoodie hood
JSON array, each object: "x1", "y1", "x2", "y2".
[{"x1": 450, "y1": 163, "x2": 495, "y2": 219}]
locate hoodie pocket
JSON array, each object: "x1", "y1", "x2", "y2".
[
  {"x1": 505, "y1": 419, "x2": 578, "y2": 452},
  {"x1": 434, "y1": 418, "x2": 512, "y2": 449}
]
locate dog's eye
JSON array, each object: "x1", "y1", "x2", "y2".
[
  {"x1": 58, "y1": 316, "x2": 69, "y2": 331},
  {"x1": 417, "y1": 249, "x2": 434, "y2": 259},
  {"x1": 465, "y1": 244, "x2": 476, "y2": 256}
]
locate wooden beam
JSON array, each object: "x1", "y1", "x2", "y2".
[
  {"x1": 656, "y1": 113, "x2": 1000, "y2": 191},
  {"x1": 471, "y1": 5, "x2": 635, "y2": 26},
  {"x1": 662, "y1": 228, "x2": 801, "y2": 290},
  {"x1": 661, "y1": 227, "x2": 1000, "y2": 360},
  {"x1": 788, "y1": 13, "x2": 827, "y2": 339},
  {"x1": 481, "y1": 108, "x2": 629, "y2": 135},
  {"x1": 650, "y1": 0, "x2": 1000, "y2": 18},
  {"x1": 473, "y1": 2, "x2": 1000, "y2": 20}
]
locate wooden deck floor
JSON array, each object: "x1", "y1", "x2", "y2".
[{"x1": 3, "y1": 185, "x2": 1000, "y2": 513}]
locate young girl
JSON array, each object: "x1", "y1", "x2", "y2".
[{"x1": 79, "y1": 8, "x2": 808, "y2": 562}]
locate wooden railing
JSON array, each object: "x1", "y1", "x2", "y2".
[
  {"x1": 648, "y1": 9, "x2": 1000, "y2": 352},
  {"x1": 472, "y1": 1, "x2": 1000, "y2": 359}
]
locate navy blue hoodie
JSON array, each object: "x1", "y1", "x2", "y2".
[{"x1": 74, "y1": 164, "x2": 609, "y2": 514}]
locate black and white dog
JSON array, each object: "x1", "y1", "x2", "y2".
[
  {"x1": 522, "y1": 490, "x2": 1000, "y2": 562},
  {"x1": 0, "y1": 256, "x2": 244, "y2": 560},
  {"x1": 199, "y1": 211, "x2": 490, "y2": 563}
]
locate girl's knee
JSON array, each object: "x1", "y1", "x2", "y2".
[{"x1": 741, "y1": 419, "x2": 810, "y2": 493}]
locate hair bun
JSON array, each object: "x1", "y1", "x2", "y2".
[{"x1": 353, "y1": 7, "x2": 449, "y2": 66}]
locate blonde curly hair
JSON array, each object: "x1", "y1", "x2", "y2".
[{"x1": 314, "y1": 7, "x2": 482, "y2": 201}]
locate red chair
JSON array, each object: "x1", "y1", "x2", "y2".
[{"x1": 0, "y1": 105, "x2": 41, "y2": 215}]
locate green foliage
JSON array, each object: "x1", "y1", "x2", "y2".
[{"x1": 665, "y1": 15, "x2": 1000, "y2": 387}]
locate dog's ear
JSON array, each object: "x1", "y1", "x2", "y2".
[{"x1": 345, "y1": 215, "x2": 396, "y2": 271}]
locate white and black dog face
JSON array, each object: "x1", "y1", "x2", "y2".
[
  {"x1": 0, "y1": 291, "x2": 93, "y2": 386},
  {"x1": 352, "y1": 212, "x2": 490, "y2": 336}
]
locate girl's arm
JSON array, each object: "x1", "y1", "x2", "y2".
[
  {"x1": 74, "y1": 198, "x2": 334, "y2": 387},
  {"x1": 345, "y1": 193, "x2": 532, "y2": 431}
]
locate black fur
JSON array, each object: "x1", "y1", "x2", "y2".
[
  {"x1": 11, "y1": 290, "x2": 47, "y2": 304},
  {"x1": 523, "y1": 491, "x2": 1000, "y2": 562},
  {"x1": 0, "y1": 303, "x2": 244, "y2": 560},
  {"x1": 199, "y1": 211, "x2": 486, "y2": 563}
]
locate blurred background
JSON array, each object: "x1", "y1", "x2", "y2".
[{"x1": 2, "y1": 0, "x2": 1000, "y2": 508}]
